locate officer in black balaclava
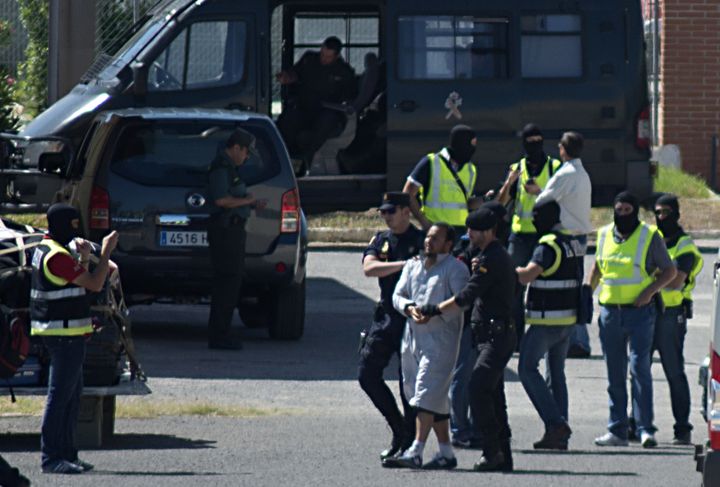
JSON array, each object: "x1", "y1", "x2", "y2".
[
  {"x1": 47, "y1": 203, "x2": 82, "y2": 246},
  {"x1": 613, "y1": 191, "x2": 641, "y2": 236},
  {"x1": 654, "y1": 193, "x2": 681, "y2": 238},
  {"x1": 448, "y1": 125, "x2": 477, "y2": 165},
  {"x1": 531, "y1": 199, "x2": 561, "y2": 236},
  {"x1": 522, "y1": 124, "x2": 546, "y2": 170}
]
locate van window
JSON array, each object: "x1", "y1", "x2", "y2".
[
  {"x1": 110, "y1": 122, "x2": 280, "y2": 187},
  {"x1": 521, "y1": 14, "x2": 582, "y2": 78},
  {"x1": 148, "y1": 21, "x2": 247, "y2": 91},
  {"x1": 293, "y1": 14, "x2": 380, "y2": 73},
  {"x1": 397, "y1": 17, "x2": 509, "y2": 80}
]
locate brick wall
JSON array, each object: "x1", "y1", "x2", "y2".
[{"x1": 659, "y1": 0, "x2": 720, "y2": 183}]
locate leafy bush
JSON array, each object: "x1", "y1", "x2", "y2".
[{"x1": 654, "y1": 165, "x2": 712, "y2": 199}]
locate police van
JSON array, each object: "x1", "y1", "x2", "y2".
[{"x1": 7, "y1": 0, "x2": 652, "y2": 213}]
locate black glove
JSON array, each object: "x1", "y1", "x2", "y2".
[{"x1": 419, "y1": 304, "x2": 441, "y2": 317}]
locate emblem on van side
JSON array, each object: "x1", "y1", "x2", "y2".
[
  {"x1": 187, "y1": 193, "x2": 206, "y2": 208},
  {"x1": 445, "y1": 92, "x2": 463, "y2": 120}
]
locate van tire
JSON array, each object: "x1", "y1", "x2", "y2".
[{"x1": 268, "y1": 278, "x2": 305, "y2": 340}]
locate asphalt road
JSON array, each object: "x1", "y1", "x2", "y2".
[{"x1": 1, "y1": 249, "x2": 716, "y2": 486}]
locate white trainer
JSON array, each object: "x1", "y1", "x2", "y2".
[
  {"x1": 640, "y1": 431, "x2": 657, "y2": 448},
  {"x1": 594, "y1": 432, "x2": 629, "y2": 447}
]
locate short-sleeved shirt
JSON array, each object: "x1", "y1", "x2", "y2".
[
  {"x1": 530, "y1": 241, "x2": 556, "y2": 271},
  {"x1": 407, "y1": 148, "x2": 464, "y2": 197},
  {"x1": 363, "y1": 224, "x2": 425, "y2": 313},
  {"x1": 454, "y1": 240, "x2": 517, "y2": 325},
  {"x1": 611, "y1": 225, "x2": 673, "y2": 275},
  {"x1": 208, "y1": 152, "x2": 250, "y2": 219}
]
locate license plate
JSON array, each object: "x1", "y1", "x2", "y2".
[{"x1": 159, "y1": 230, "x2": 208, "y2": 247}]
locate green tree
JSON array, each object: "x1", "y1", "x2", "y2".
[
  {"x1": 16, "y1": 0, "x2": 49, "y2": 117},
  {"x1": 0, "y1": 19, "x2": 19, "y2": 131}
]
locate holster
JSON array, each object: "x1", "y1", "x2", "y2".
[{"x1": 682, "y1": 299, "x2": 693, "y2": 319}]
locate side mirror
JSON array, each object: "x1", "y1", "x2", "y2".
[
  {"x1": 23, "y1": 140, "x2": 70, "y2": 174},
  {"x1": 131, "y1": 61, "x2": 148, "y2": 98}
]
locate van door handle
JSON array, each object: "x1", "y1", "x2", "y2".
[{"x1": 394, "y1": 100, "x2": 417, "y2": 112}]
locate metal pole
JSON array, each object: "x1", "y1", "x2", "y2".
[
  {"x1": 653, "y1": 0, "x2": 660, "y2": 146},
  {"x1": 711, "y1": 135, "x2": 718, "y2": 192},
  {"x1": 47, "y1": 0, "x2": 60, "y2": 105},
  {"x1": 133, "y1": 0, "x2": 139, "y2": 23}
]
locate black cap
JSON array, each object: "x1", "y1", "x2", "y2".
[
  {"x1": 466, "y1": 208, "x2": 498, "y2": 231},
  {"x1": 226, "y1": 128, "x2": 259, "y2": 156},
  {"x1": 379, "y1": 192, "x2": 410, "y2": 211},
  {"x1": 481, "y1": 200, "x2": 507, "y2": 220}
]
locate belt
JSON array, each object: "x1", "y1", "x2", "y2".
[{"x1": 600, "y1": 303, "x2": 642, "y2": 309}]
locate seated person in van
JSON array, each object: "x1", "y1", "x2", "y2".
[{"x1": 276, "y1": 36, "x2": 357, "y2": 176}]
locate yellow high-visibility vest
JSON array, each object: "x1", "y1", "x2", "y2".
[
  {"x1": 660, "y1": 235, "x2": 703, "y2": 308},
  {"x1": 596, "y1": 223, "x2": 657, "y2": 305},
  {"x1": 510, "y1": 157, "x2": 562, "y2": 234},
  {"x1": 420, "y1": 151, "x2": 477, "y2": 227}
]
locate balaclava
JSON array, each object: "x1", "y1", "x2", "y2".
[
  {"x1": 532, "y1": 199, "x2": 561, "y2": 235},
  {"x1": 47, "y1": 203, "x2": 81, "y2": 246},
  {"x1": 522, "y1": 123, "x2": 545, "y2": 166},
  {"x1": 613, "y1": 191, "x2": 640, "y2": 236},
  {"x1": 655, "y1": 193, "x2": 681, "y2": 237},
  {"x1": 448, "y1": 125, "x2": 476, "y2": 164}
]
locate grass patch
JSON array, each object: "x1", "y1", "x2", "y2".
[
  {"x1": 654, "y1": 166, "x2": 713, "y2": 199},
  {"x1": 2, "y1": 212, "x2": 46, "y2": 228},
  {"x1": 0, "y1": 396, "x2": 289, "y2": 419}
]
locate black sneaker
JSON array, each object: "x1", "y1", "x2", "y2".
[
  {"x1": 452, "y1": 437, "x2": 472, "y2": 448},
  {"x1": 423, "y1": 453, "x2": 457, "y2": 470},
  {"x1": 73, "y1": 458, "x2": 94, "y2": 472},
  {"x1": 672, "y1": 431, "x2": 692, "y2": 445},
  {"x1": 383, "y1": 453, "x2": 422, "y2": 469},
  {"x1": 42, "y1": 460, "x2": 83, "y2": 474}
]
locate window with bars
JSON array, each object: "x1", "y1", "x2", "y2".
[
  {"x1": 397, "y1": 16, "x2": 509, "y2": 80},
  {"x1": 292, "y1": 14, "x2": 379, "y2": 74},
  {"x1": 521, "y1": 14, "x2": 582, "y2": 78}
]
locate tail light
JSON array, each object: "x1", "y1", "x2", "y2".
[
  {"x1": 280, "y1": 188, "x2": 300, "y2": 233},
  {"x1": 708, "y1": 345, "x2": 720, "y2": 450},
  {"x1": 636, "y1": 106, "x2": 651, "y2": 150},
  {"x1": 89, "y1": 186, "x2": 110, "y2": 230}
]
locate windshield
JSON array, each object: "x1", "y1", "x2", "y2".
[{"x1": 96, "y1": 18, "x2": 165, "y2": 81}]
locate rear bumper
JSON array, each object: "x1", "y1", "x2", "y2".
[{"x1": 115, "y1": 233, "x2": 307, "y2": 300}]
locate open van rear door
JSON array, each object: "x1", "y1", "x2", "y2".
[{"x1": 385, "y1": 2, "x2": 520, "y2": 192}]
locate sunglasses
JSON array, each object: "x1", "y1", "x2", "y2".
[
  {"x1": 379, "y1": 207, "x2": 397, "y2": 215},
  {"x1": 654, "y1": 208, "x2": 672, "y2": 217}
]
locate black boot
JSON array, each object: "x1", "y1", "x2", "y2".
[
  {"x1": 500, "y1": 440, "x2": 513, "y2": 472},
  {"x1": 380, "y1": 435, "x2": 403, "y2": 460},
  {"x1": 473, "y1": 451, "x2": 505, "y2": 472}
]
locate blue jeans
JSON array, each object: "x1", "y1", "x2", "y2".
[
  {"x1": 598, "y1": 304, "x2": 656, "y2": 438},
  {"x1": 518, "y1": 325, "x2": 573, "y2": 428},
  {"x1": 569, "y1": 234, "x2": 591, "y2": 352},
  {"x1": 41, "y1": 336, "x2": 86, "y2": 468},
  {"x1": 654, "y1": 306, "x2": 692, "y2": 435},
  {"x1": 509, "y1": 232, "x2": 539, "y2": 344},
  {"x1": 450, "y1": 325, "x2": 479, "y2": 441}
]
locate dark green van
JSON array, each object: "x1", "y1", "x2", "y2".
[{"x1": 10, "y1": 0, "x2": 652, "y2": 212}]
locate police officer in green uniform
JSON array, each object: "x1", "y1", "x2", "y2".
[
  {"x1": 207, "y1": 129, "x2": 266, "y2": 350},
  {"x1": 360, "y1": 192, "x2": 424, "y2": 461}
]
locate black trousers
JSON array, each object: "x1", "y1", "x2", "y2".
[
  {"x1": 277, "y1": 106, "x2": 346, "y2": 164},
  {"x1": 358, "y1": 310, "x2": 416, "y2": 439},
  {"x1": 207, "y1": 216, "x2": 246, "y2": 342},
  {"x1": 469, "y1": 329, "x2": 516, "y2": 457}
]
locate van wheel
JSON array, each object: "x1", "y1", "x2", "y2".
[{"x1": 268, "y1": 278, "x2": 305, "y2": 340}]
